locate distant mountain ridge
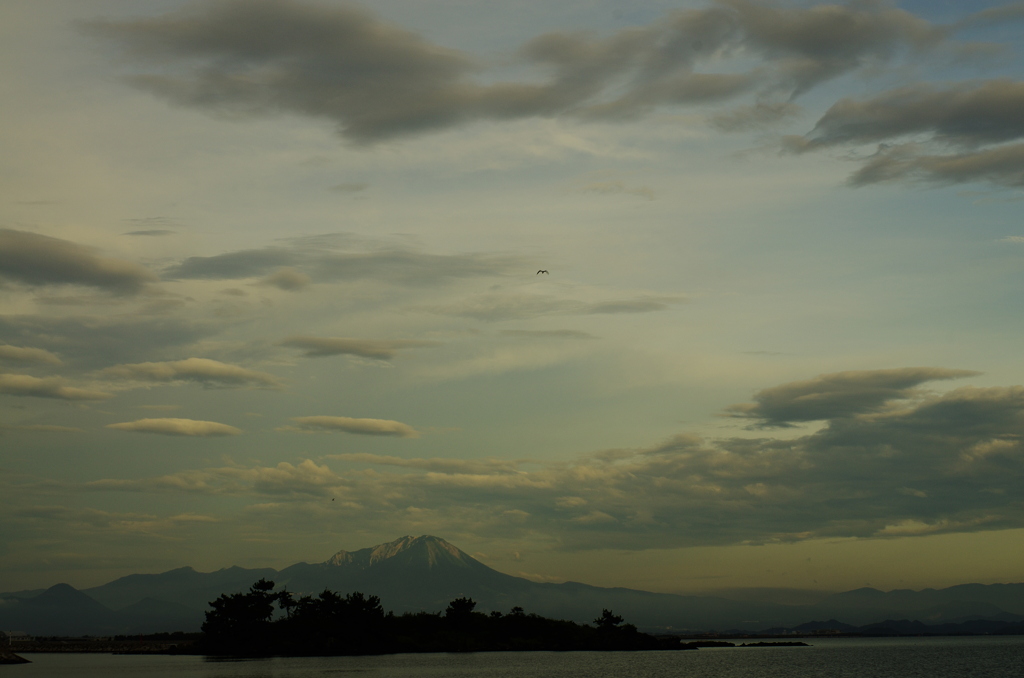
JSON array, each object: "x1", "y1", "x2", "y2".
[{"x1": 2, "y1": 535, "x2": 1023, "y2": 636}]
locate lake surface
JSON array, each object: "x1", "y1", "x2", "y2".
[{"x1": 14, "y1": 636, "x2": 1024, "y2": 677}]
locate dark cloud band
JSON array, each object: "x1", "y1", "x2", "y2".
[
  {"x1": 0, "y1": 229, "x2": 157, "y2": 294},
  {"x1": 87, "y1": 0, "x2": 946, "y2": 142}
]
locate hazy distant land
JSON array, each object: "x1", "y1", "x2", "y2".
[{"x1": 2, "y1": 536, "x2": 1023, "y2": 640}]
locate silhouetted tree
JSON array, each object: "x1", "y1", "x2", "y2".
[
  {"x1": 445, "y1": 597, "x2": 477, "y2": 619},
  {"x1": 200, "y1": 580, "x2": 683, "y2": 656},
  {"x1": 594, "y1": 609, "x2": 624, "y2": 630},
  {"x1": 201, "y1": 578, "x2": 278, "y2": 653}
]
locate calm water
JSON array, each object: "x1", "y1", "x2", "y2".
[{"x1": 14, "y1": 637, "x2": 1024, "y2": 677}]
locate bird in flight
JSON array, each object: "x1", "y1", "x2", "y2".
[{"x1": 537, "y1": 270, "x2": 549, "y2": 275}]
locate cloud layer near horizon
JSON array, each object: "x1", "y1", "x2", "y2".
[{"x1": 60, "y1": 369, "x2": 1024, "y2": 549}]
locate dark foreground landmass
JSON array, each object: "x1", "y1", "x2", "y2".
[{"x1": 196, "y1": 579, "x2": 691, "y2": 656}]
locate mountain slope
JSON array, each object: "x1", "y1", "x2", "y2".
[
  {"x1": 85, "y1": 564, "x2": 278, "y2": 612},
  {"x1": 0, "y1": 583, "x2": 118, "y2": 636}
]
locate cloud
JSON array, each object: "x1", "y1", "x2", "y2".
[
  {"x1": 331, "y1": 182, "x2": 368, "y2": 194},
  {"x1": 164, "y1": 244, "x2": 522, "y2": 286},
  {"x1": 85, "y1": 459, "x2": 341, "y2": 497},
  {"x1": 580, "y1": 181, "x2": 655, "y2": 200},
  {"x1": 281, "y1": 416, "x2": 419, "y2": 438},
  {"x1": 0, "y1": 344, "x2": 62, "y2": 366},
  {"x1": 786, "y1": 80, "x2": 1024, "y2": 188},
  {"x1": 791, "y1": 81, "x2": 1024, "y2": 150},
  {"x1": 106, "y1": 418, "x2": 242, "y2": 436},
  {"x1": 426, "y1": 293, "x2": 685, "y2": 321},
  {"x1": 0, "y1": 374, "x2": 112, "y2": 400},
  {"x1": 0, "y1": 315, "x2": 219, "y2": 369},
  {"x1": 260, "y1": 267, "x2": 312, "y2": 291},
  {"x1": 412, "y1": 343, "x2": 583, "y2": 382},
  {"x1": 500, "y1": 329, "x2": 597, "y2": 340},
  {"x1": 77, "y1": 372, "x2": 1024, "y2": 549},
  {"x1": 88, "y1": 0, "x2": 946, "y2": 142},
  {"x1": 309, "y1": 251, "x2": 523, "y2": 285},
  {"x1": 725, "y1": 367, "x2": 978, "y2": 427},
  {"x1": 710, "y1": 101, "x2": 801, "y2": 132},
  {"x1": 0, "y1": 424, "x2": 84, "y2": 433},
  {"x1": 165, "y1": 248, "x2": 297, "y2": 280},
  {"x1": 122, "y1": 229, "x2": 175, "y2": 237},
  {"x1": 326, "y1": 453, "x2": 519, "y2": 474},
  {"x1": 849, "y1": 142, "x2": 1024, "y2": 188},
  {"x1": 955, "y1": 2, "x2": 1024, "y2": 29},
  {"x1": 717, "y1": 0, "x2": 942, "y2": 93},
  {"x1": 278, "y1": 336, "x2": 438, "y2": 360},
  {"x1": 101, "y1": 357, "x2": 282, "y2": 389},
  {"x1": 0, "y1": 229, "x2": 157, "y2": 294}
]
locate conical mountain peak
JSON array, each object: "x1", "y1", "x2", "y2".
[{"x1": 325, "y1": 535, "x2": 472, "y2": 569}]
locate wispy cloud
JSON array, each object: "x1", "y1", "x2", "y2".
[
  {"x1": 122, "y1": 229, "x2": 175, "y2": 237},
  {"x1": 0, "y1": 374, "x2": 112, "y2": 401},
  {"x1": 0, "y1": 424, "x2": 84, "y2": 433},
  {"x1": 279, "y1": 336, "x2": 438, "y2": 360},
  {"x1": 724, "y1": 367, "x2": 979, "y2": 427},
  {"x1": 260, "y1": 267, "x2": 311, "y2": 291},
  {"x1": 106, "y1": 418, "x2": 242, "y2": 436},
  {"x1": 785, "y1": 80, "x2": 1024, "y2": 188},
  {"x1": 500, "y1": 329, "x2": 597, "y2": 340},
  {"x1": 281, "y1": 416, "x2": 420, "y2": 438},
  {"x1": 425, "y1": 293, "x2": 686, "y2": 321},
  {"x1": 164, "y1": 244, "x2": 523, "y2": 286},
  {"x1": 0, "y1": 345, "x2": 63, "y2": 366},
  {"x1": 0, "y1": 315, "x2": 219, "y2": 369},
  {"x1": 101, "y1": 358, "x2": 282, "y2": 389},
  {"x1": 579, "y1": 180, "x2": 655, "y2": 200},
  {"x1": 87, "y1": 0, "x2": 946, "y2": 143},
  {"x1": 331, "y1": 182, "x2": 368, "y2": 194}
]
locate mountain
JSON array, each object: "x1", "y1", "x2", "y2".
[
  {"x1": 3, "y1": 535, "x2": 1023, "y2": 636},
  {"x1": 85, "y1": 564, "x2": 277, "y2": 612},
  {"x1": 275, "y1": 536, "x2": 806, "y2": 630},
  {"x1": 276, "y1": 535, "x2": 537, "y2": 615},
  {"x1": 0, "y1": 583, "x2": 118, "y2": 636}
]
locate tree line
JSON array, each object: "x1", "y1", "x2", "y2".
[{"x1": 199, "y1": 579, "x2": 689, "y2": 655}]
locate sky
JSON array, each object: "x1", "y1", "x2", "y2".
[{"x1": 2, "y1": 0, "x2": 1024, "y2": 596}]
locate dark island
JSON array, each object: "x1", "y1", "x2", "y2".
[{"x1": 198, "y1": 579, "x2": 692, "y2": 656}]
